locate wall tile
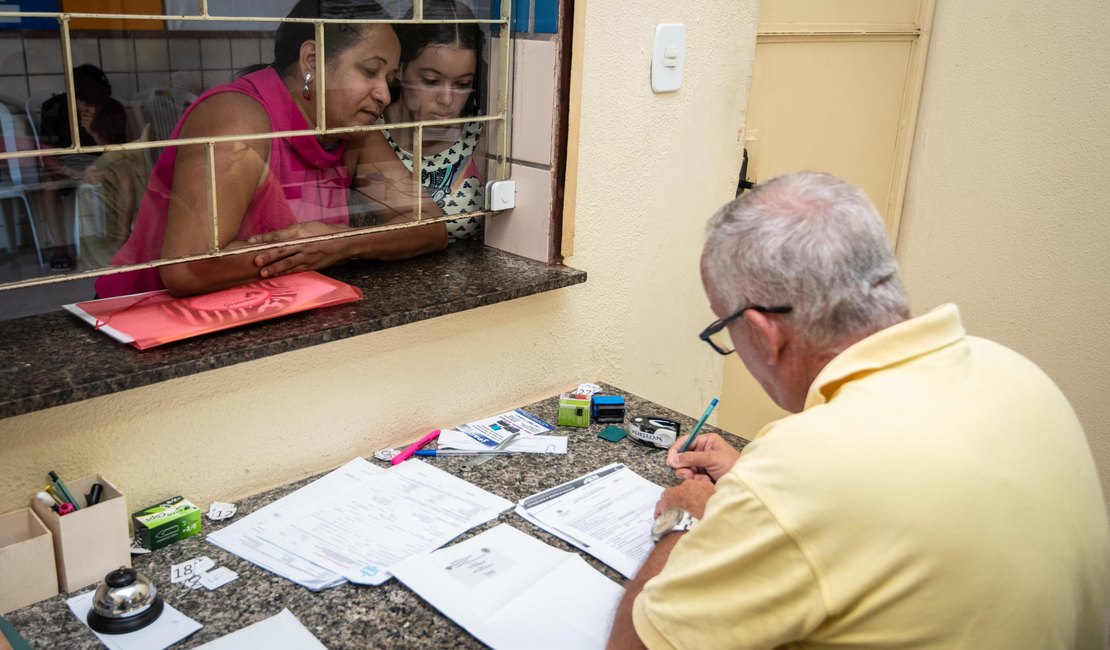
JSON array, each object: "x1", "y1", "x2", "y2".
[
  {"x1": 512, "y1": 0, "x2": 530, "y2": 32},
  {"x1": 134, "y1": 39, "x2": 169, "y2": 72},
  {"x1": 111, "y1": 73, "x2": 139, "y2": 103},
  {"x1": 24, "y1": 38, "x2": 63, "y2": 75},
  {"x1": 68, "y1": 38, "x2": 100, "y2": 68},
  {"x1": 230, "y1": 38, "x2": 261, "y2": 71},
  {"x1": 258, "y1": 37, "x2": 274, "y2": 63},
  {"x1": 27, "y1": 74, "x2": 64, "y2": 97},
  {"x1": 533, "y1": 0, "x2": 558, "y2": 34},
  {"x1": 483, "y1": 162, "x2": 553, "y2": 262},
  {"x1": 168, "y1": 38, "x2": 201, "y2": 70},
  {"x1": 0, "y1": 75, "x2": 30, "y2": 104},
  {"x1": 0, "y1": 38, "x2": 26, "y2": 75},
  {"x1": 511, "y1": 38, "x2": 557, "y2": 166},
  {"x1": 200, "y1": 39, "x2": 232, "y2": 70},
  {"x1": 136, "y1": 72, "x2": 171, "y2": 92},
  {"x1": 99, "y1": 39, "x2": 134, "y2": 74},
  {"x1": 202, "y1": 69, "x2": 231, "y2": 91}
]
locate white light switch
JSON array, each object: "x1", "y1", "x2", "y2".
[{"x1": 651, "y1": 23, "x2": 685, "y2": 93}]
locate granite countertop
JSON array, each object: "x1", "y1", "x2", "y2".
[
  {"x1": 5, "y1": 385, "x2": 747, "y2": 649},
  {"x1": 0, "y1": 242, "x2": 585, "y2": 419}
]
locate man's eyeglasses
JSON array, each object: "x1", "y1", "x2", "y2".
[{"x1": 699, "y1": 305, "x2": 793, "y2": 355}]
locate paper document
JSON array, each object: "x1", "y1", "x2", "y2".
[
  {"x1": 392, "y1": 524, "x2": 622, "y2": 650},
  {"x1": 437, "y1": 428, "x2": 567, "y2": 454},
  {"x1": 66, "y1": 591, "x2": 202, "y2": 650},
  {"x1": 455, "y1": 409, "x2": 554, "y2": 446},
  {"x1": 195, "y1": 609, "x2": 326, "y2": 649},
  {"x1": 516, "y1": 463, "x2": 662, "y2": 578},
  {"x1": 261, "y1": 460, "x2": 512, "y2": 585},
  {"x1": 206, "y1": 457, "x2": 384, "y2": 590}
]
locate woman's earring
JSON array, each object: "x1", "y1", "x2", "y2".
[{"x1": 302, "y1": 72, "x2": 313, "y2": 100}]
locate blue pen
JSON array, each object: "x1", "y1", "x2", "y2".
[
  {"x1": 414, "y1": 449, "x2": 515, "y2": 457},
  {"x1": 678, "y1": 397, "x2": 719, "y2": 453}
]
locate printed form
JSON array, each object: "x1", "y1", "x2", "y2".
[
  {"x1": 515, "y1": 463, "x2": 662, "y2": 578},
  {"x1": 260, "y1": 460, "x2": 512, "y2": 585},
  {"x1": 206, "y1": 457, "x2": 384, "y2": 590},
  {"x1": 391, "y1": 524, "x2": 623, "y2": 650}
]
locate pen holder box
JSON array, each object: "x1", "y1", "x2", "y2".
[
  {"x1": 0, "y1": 508, "x2": 58, "y2": 614},
  {"x1": 30, "y1": 475, "x2": 130, "y2": 593}
]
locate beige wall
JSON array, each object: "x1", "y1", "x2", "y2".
[
  {"x1": 0, "y1": 2, "x2": 761, "y2": 515},
  {"x1": 897, "y1": 0, "x2": 1110, "y2": 516}
]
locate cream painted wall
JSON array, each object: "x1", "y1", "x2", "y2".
[
  {"x1": 897, "y1": 0, "x2": 1110, "y2": 516},
  {"x1": 0, "y1": 2, "x2": 761, "y2": 515}
]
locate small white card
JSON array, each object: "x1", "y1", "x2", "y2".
[
  {"x1": 171, "y1": 556, "x2": 215, "y2": 584},
  {"x1": 206, "y1": 501, "x2": 237, "y2": 521},
  {"x1": 201, "y1": 566, "x2": 238, "y2": 590}
]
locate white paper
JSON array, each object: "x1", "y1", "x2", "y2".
[
  {"x1": 516, "y1": 463, "x2": 662, "y2": 578},
  {"x1": 437, "y1": 428, "x2": 568, "y2": 454},
  {"x1": 200, "y1": 566, "x2": 238, "y2": 590},
  {"x1": 171, "y1": 556, "x2": 214, "y2": 584},
  {"x1": 195, "y1": 608, "x2": 327, "y2": 649},
  {"x1": 206, "y1": 457, "x2": 385, "y2": 590},
  {"x1": 392, "y1": 524, "x2": 622, "y2": 650},
  {"x1": 261, "y1": 460, "x2": 512, "y2": 585},
  {"x1": 66, "y1": 591, "x2": 202, "y2": 650},
  {"x1": 455, "y1": 409, "x2": 555, "y2": 446}
]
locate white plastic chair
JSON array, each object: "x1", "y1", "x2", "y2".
[
  {"x1": 130, "y1": 87, "x2": 197, "y2": 143},
  {"x1": 0, "y1": 102, "x2": 46, "y2": 266}
]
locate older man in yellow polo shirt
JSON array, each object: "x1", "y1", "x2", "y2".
[{"x1": 608, "y1": 172, "x2": 1110, "y2": 649}]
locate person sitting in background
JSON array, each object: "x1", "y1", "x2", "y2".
[
  {"x1": 348, "y1": 0, "x2": 486, "y2": 241},
  {"x1": 607, "y1": 172, "x2": 1110, "y2": 649},
  {"x1": 38, "y1": 64, "x2": 127, "y2": 270},
  {"x1": 95, "y1": 0, "x2": 446, "y2": 299}
]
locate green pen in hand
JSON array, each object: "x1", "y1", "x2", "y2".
[{"x1": 678, "y1": 398, "x2": 719, "y2": 454}]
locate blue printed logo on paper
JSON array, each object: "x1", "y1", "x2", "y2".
[{"x1": 361, "y1": 565, "x2": 380, "y2": 578}]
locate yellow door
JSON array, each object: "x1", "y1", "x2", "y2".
[{"x1": 719, "y1": 0, "x2": 935, "y2": 437}]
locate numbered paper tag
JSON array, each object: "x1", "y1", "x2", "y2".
[
  {"x1": 200, "y1": 566, "x2": 238, "y2": 590},
  {"x1": 206, "y1": 501, "x2": 237, "y2": 521},
  {"x1": 171, "y1": 556, "x2": 215, "y2": 584}
]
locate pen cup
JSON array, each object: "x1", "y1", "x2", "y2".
[
  {"x1": 30, "y1": 474, "x2": 130, "y2": 592},
  {"x1": 0, "y1": 507, "x2": 58, "y2": 614}
]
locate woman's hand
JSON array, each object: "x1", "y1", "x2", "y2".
[
  {"x1": 247, "y1": 221, "x2": 353, "y2": 278},
  {"x1": 666, "y1": 433, "x2": 741, "y2": 483}
]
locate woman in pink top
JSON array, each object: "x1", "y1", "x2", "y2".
[{"x1": 96, "y1": 0, "x2": 447, "y2": 299}]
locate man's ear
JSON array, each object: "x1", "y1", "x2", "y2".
[
  {"x1": 297, "y1": 40, "x2": 317, "y2": 79},
  {"x1": 743, "y1": 308, "x2": 788, "y2": 366}
]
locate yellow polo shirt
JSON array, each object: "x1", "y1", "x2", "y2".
[{"x1": 634, "y1": 305, "x2": 1110, "y2": 649}]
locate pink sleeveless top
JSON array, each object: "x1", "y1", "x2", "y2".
[{"x1": 95, "y1": 68, "x2": 350, "y2": 298}]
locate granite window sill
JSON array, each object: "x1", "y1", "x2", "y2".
[{"x1": 0, "y1": 241, "x2": 586, "y2": 419}]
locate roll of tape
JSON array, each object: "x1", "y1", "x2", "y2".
[{"x1": 628, "y1": 416, "x2": 681, "y2": 449}]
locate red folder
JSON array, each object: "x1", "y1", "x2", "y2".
[{"x1": 65, "y1": 271, "x2": 362, "y2": 350}]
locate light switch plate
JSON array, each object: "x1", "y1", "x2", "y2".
[{"x1": 651, "y1": 23, "x2": 685, "y2": 93}]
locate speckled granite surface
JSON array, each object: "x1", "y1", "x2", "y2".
[
  {"x1": 5, "y1": 385, "x2": 746, "y2": 649},
  {"x1": 0, "y1": 242, "x2": 585, "y2": 419}
]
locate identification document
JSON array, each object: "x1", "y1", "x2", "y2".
[
  {"x1": 392, "y1": 524, "x2": 622, "y2": 650},
  {"x1": 64, "y1": 271, "x2": 362, "y2": 349}
]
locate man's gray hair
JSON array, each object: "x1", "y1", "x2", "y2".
[{"x1": 703, "y1": 172, "x2": 910, "y2": 349}]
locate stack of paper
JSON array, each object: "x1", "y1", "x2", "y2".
[
  {"x1": 207, "y1": 457, "x2": 512, "y2": 589},
  {"x1": 392, "y1": 524, "x2": 623, "y2": 650},
  {"x1": 515, "y1": 463, "x2": 662, "y2": 578}
]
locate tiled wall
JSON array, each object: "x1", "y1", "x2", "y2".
[{"x1": 0, "y1": 32, "x2": 272, "y2": 108}]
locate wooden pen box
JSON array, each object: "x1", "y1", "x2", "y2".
[
  {"x1": 30, "y1": 475, "x2": 130, "y2": 593},
  {"x1": 0, "y1": 507, "x2": 58, "y2": 614}
]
